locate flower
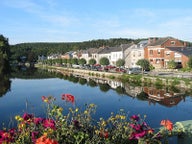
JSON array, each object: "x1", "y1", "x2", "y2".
[
  {"x1": 42, "y1": 96, "x2": 49, "y2": 103},
  {"x1": 43, "y1": 119, "x2": 56, "y2": 130},
  {"x1": 130, "y1": 115, "x2": 139, "y2": 121},
  {"x1": 160, "y1": 120, "x2": 173, "y2": 131},
  {"x1": 129, "y1": 130, "x2": 146, "y2": 140},
  {"x1": 22, "y1": 113, "x2": 34, "y2": 123},
  {"x1": 61, "y1": 94, "x2": 75, "y2": 104},
  {"x1": 36, "y1": 135, "x2": 58, "y2": 144},
  {"x1": 73, "y1": 120, "x2": 81, "y2": 129},
  {"x1": 99, "y1": 130, "x2": 109, "y2": 139},
  {"x1": 34, "y1": 117, "x2": 43, "y2": 125}
]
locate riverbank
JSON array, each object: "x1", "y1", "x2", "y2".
[{"x1": 36, "y1": 65, "x2": 192, "y2": 91}]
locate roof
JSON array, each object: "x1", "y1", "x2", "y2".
[
  {"x1": 98, "y1": 43, "x2": 134, "y2": 54},
  {"x1": 166, "y1": 47, "x2": 192, "y2": 57},
  {"x1": 148, "y1": 37, "x2": 173, "y2": 46}
]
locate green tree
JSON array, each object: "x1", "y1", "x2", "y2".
[
  {"x1": 136, "y1": 59, "x2": 150, "y2": 74},
  {"x1": 71, "y1": 58, "x2": 78, "y2": 65},
  {"x1": 99, "y1": 57, "x2": 109, "y2": 66},
  {"x1": 187, "y1": 56, "x2": 192, "y2": 68},
  {"x1": 167, "y1": 60, "x2": 176, "y2": 69},
  {"x1": 78, "y1": 58, "x2": 86, "y2": 65},
  {"x1": 88, "y1": 58, "x2": 96, "y2": 65},
  {"x1": 116, "y1": 59, "x2": 125, "y2": 67},
  {"x1": 62, "y1": 59, "x2": 68, "y2": 66}
]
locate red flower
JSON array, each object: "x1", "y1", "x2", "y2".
[
  {"x1": 36, "y1": 135, "x2": 58, "y2": 144},
  {"x1": 160, "y1": 120, "x2": 173, "y2": 131},
  {"x1": 100, "y1": 130, "x2": 109, "y2": 139},
  {"x1": 61, "y1": 94, "x2": 75, "y2": 104}
]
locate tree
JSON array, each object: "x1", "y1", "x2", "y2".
[
  {"x1": 136, "y1": 59, "x2": 150, "y2": 74},
  {"x1": 116, "y1": 59, "x2": 125, "y2": 67},
  {"x1": 71, "y1": 58, "x2": 78, "y2": 65},
  {"x1": 99, "y1": 57, "x2": 109, "y2": 66},
  {"x1": 78, "y1": 58, "x2": 86, "y2": 65},
  {"x1": 88, "y1": 58, "x2": 96, "y2": 65},
  {"x1": 167, "y1": 60, "x2": 176, "y2": 69},
  {"x1": 187, "y1": 56, "x2": 192, "y2": 68}
]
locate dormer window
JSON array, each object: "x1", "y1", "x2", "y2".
[{"x1": 171, "y1": 41, "x2": 176, "y2": 45}]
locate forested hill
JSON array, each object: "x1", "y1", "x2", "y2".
[{"x1": 10, "y1": 38, "x2": 146, "y2": 60}]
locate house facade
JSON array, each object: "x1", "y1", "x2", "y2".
[
  {"x1": 124, "y1": 40, "x2": 148, "y2": 68},
  {"x1": 164, "y1": 47, "x2": 192, "y2": 68},
  {"x1": 144, "y1": 37, "x2": 185, "y2": 69}
]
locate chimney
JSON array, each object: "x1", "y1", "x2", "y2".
[
  {"x1": 184, "y1": 42, "x2": 187, "y2": 47},
  {"x1": 148, "y1": 37, "x2": 158, "y2": 44}
]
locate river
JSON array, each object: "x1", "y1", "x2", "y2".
[{"x1": 0, "y1": 68, "x2": 192, "y2": 131}]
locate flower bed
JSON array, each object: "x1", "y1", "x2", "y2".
[{"x1": 0, "y1": 94, "x2": 183, "y2": 144}]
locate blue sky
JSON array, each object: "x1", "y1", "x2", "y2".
[{"x1": 1, "y1": 0, "x2": 192, "y2": 44}]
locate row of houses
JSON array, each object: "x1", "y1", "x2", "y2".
[{"x1": 46, "y1": 37, "x2": 192, "y2": 69}]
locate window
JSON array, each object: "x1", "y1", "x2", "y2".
[
  {"x1": 149, "y1": 50, "x2": 153, "y2": 55},
  {"x1": 166, "y1": 52, "x2": 170, "y2": 56},
  {"x1": 171, "y1": 41, "x2": 176, "y2": 45},
  {"x1": 157, "y1": 49, "x2": 161, "y2": 55},
  {"x1": 138, "y1": 52, "x2": 141, "y2": 57},
  {"x1": 133, "y1": 52, "x2": 135, "y2": 57},
  {"x1": 156, "y1": 59, "x2": 160, "y2": 64}
]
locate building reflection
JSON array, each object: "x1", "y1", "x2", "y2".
[
  {"x1": 48, "y1": 70, "x2": 188, "y2": 107},
  {"x1": 143, "y1": 87, "x2": 185, "y2": 107}
]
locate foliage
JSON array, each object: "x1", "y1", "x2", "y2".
[
  {"x1": 10, "y1": 38, "x2": 140, "y2": 63},
  {"x1": 187, "y1": 56, "x2": 192, "y2": 68},
  {"x1": 78, "y1": 58, "x2": 86, "y2": 65},
  {"x1": 0, "y1": 95, "x2": 183, "y2": 144},
  {"x1": 88, "y1": 58, "x2": 96, "y2": 65},
  {"x1": 136, "y1": 59, "x2": 150, "y2": 72},
  {"x1": 71, "y1": 58, "x2": 78, "y2": 65},
  {"x1": 99, "y1": 57, "x2": 109, "y2": 66},
  {"x1": 116, "y1": 59, "x2": 125, "y2": 67},
  {"x1": 167, "y1": 60, "x2": 176, "y2": 69}
]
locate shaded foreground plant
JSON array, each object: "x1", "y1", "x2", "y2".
[{"x1": 0, "y1": 95, "x2": 180, "y2": 144}]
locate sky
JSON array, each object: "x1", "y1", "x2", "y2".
[{"x1": 0, "y1": 0, "x2": 192, "y2": 44}]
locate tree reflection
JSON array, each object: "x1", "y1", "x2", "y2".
[
  {"x1": 88, "y1": 79, "x2": 97, "y2": 87},
  {"x1": 99, "y1": 83, "x2": 110, "y2": 92},
  {"x1": 136, "y1": 91, "x2": 148, "y2": 101},
  {"x1": 0, "y1": 74, "x2": 11, "y2": 97},
  {"x1": 115, "y1": 86, "x2": 126, "y2": 95},
  {"x1": 0, "y1": 35, "x2": 11, "y2": 97},
  {"x1": 79, "y1": 78, "x2": 87, "y2": 85},
  {"x1": 68, "y1": 75, "x2": 79, "y2": 83}
]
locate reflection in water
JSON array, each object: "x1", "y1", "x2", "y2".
[
  {"x1": 0, "y1": 74, "x2": 11, "y2": 97},
  {"x1": 5, "y1": 68, "x2": 188, "y2": 108},
  {"x1": 59, "y1": 73, "x2": 187, "y2": 107},
  {"x1": 0, "y1": 60, "x2": 11, "y2": 97},
  {"x1": 142, "y1": 87, "x2": 185, "y2": 107}
]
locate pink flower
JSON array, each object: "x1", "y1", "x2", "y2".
[
  {"x1": 129, "y1": 130, "x2": 146, "y2": 140},
  {"x1": 43, "y1": 119, "x2": 56, "y2": 129},
  {"x1": 130, "y1": 115, "x2": 139, "y2": 121},
  {"x1": 130, "y1": 124, "x2": 142, "y2": 131},
  {"x1": 34, "y1": 117, "x2": 43, "y2": 125},
  {"x1": 22, "y1": 113, "x2": 34, "y2": 123},
  {"x1": 32, "y1": 131, "x2": 39, "y2": 143}
]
